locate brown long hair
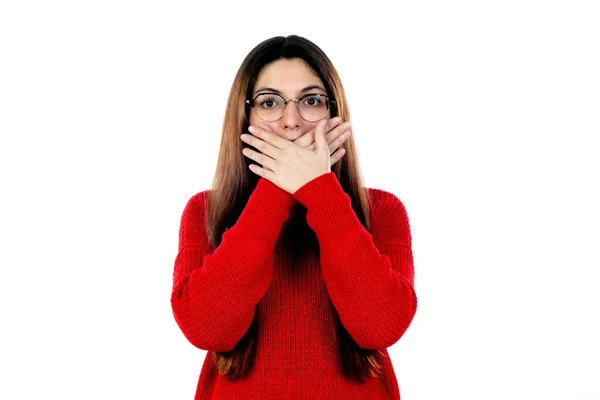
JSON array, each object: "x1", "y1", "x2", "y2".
[{"x1": 205, "y1": 35, "x2": 383, "y2": 383}]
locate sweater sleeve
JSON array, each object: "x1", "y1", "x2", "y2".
[
  {"x1": 292, "y1": 172, "x2": 417, "y2": 350},
  {"x1": 171, "y1": 178, "x2": 297, "y2": 352}
]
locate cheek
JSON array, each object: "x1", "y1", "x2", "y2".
[
  {"x1": 248, "y1": 114, "x2": 279, "y2": 134},
  {"x1": 249, "y1": 112, "x2": 258, "y2": 127},
  {"x1": 248, "y1": 113, "x2": 271, "y2": 128}
]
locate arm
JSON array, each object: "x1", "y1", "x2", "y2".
[
  {"x1": 171, "y1": 178, "x2": 296, "y2": 352},
  {"x1": 293, "y1": 172, "x2": 417, "y2": 350}
]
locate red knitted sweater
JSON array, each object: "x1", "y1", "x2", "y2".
[{"x1": 171, "y1": 172, "x2": 417, "y2": 400}]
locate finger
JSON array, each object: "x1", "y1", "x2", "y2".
[
  {"x1": 310, "y1": 122, "x2": 351, "y2": 153},
  {"x1": 294, "y1": 117, "x2": 342, "y2": 148},
  {"x1": 248, "y1": 163, "x2": 276, "y2": 181},
  {"x1": 335, "y1": 128, "x2": 351, "y2": 147},
  {"x1": 242, "y1": 147, "x2": 277, "y2": 172},
  {"x1": 330, "y1": 148, "x2": 346, "y2": 167},
  {"x1": 329, "y1": 122, "x2": 351, "y2": 149},
  {"x1": 248, "y1": 124, "x2": 292, "y2": 151},
  {"x1": 256, "y1": 123, "x2": 280, "y2": 155},
  {"x1": 295, "y1": 130, "x2": 316, "y2": 150},
  {"x1": 312, "y1": 119, "x2": 350, "y2": 152},
  {"x1": 245, "y1": 126, "x2": 285, "y2": 159},
  {"x1": 316, "y1": 119, "x2": 328, "y2": 152}
]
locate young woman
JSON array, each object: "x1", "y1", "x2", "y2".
[{"x1": 171, "y1": 35, "x2": 417, "y2": 400}]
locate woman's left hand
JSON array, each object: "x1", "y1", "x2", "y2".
[{"x1": 241, "y1": 120, "x2": 331, "y2": 195}]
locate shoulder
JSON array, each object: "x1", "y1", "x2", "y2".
[
  {"x1": 365, "y1": 187, "x2": 411, "y2": 246},
  {"x1": 366, "y1": 187, "x2": 407, "y2": 215},
  {"x1": 178, "y1": 190, "x2": 212, "y2": 231},
  {"x1": 181, "y1": 190, "x2": 211, "y2": 216},
  {"x1": 177, "y1": 190, "x2": 212, "y2": 248}
]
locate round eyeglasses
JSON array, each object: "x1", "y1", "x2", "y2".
[{"x1": 246, "y1": 93, "x2": 336, "y2": 122}]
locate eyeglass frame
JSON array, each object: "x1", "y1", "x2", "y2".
[{"x1": 245, "y1": 93, "x2": 336, "y2": 122}]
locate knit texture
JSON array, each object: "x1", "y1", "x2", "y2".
[{"x1": 171, "y1": 172, "x2": 417, "y2": 400}]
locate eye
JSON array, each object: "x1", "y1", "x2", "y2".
[
  {"x1": 302, "y1": 95, "x2": 324, "y2": 106},
  {"x1": 256, "y1": 94, "x2": 281, "y2": 108}
]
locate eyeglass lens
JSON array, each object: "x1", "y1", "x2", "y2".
[{"x1": 252, "y1": 94, "x2": 329, "y2": 122}]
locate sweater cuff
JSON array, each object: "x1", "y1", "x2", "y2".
[
  {"x1": 292, "y1": 172, "x2": 362, "y2": 242},
  {"x1": 235, "y1": 178, "x2": 297, "y2": 243},
  {"x1": 292, "y1": 172, "x2": 347, "y2": 209}
]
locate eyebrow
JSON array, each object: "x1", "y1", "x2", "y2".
[{"x1": 253, "y1": 84, "x2": 327, "y2": 97}]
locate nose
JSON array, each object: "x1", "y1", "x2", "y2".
[{"x1": 281, "y1": 100, "x2": 302, "y2": 129}]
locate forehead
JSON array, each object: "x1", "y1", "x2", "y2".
[{"x1": 254, "y1": 58, "x2": 324, "y2": 93}]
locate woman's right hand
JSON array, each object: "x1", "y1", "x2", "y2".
[{"x1": 256, "y1": 117, "x2": 351, "y2": 167}]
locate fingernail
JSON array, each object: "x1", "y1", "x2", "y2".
[{"x1": 248, "y1": 126, "x2": 256, "y2": 133}]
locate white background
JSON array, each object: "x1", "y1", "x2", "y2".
[{"x1": 1, "y1": 1, "x2": 599, "y2": 399}]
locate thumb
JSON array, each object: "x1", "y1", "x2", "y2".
[{"x1": 315, "y1": 119, "x2": 327, "y2": 153}]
